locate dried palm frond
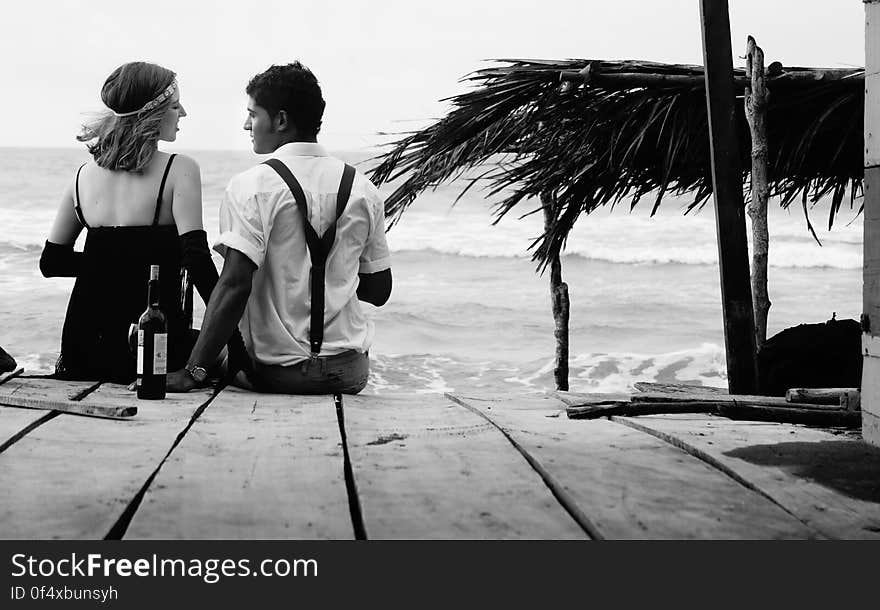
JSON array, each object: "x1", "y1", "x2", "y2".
[{"x1": 368, "y1": 59, "x2": 863, "y2": 269}]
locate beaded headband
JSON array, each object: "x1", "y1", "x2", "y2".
[{"x1": 111, "y1": 79, "x2": 178, "y2": 118}]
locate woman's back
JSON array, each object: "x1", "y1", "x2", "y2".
[
  {"x1": 58, "y1": 153, "x2": 190, "y2": 382},
  {"x1": 74, "y1": 151, "x2": 180, "y2": 228}
]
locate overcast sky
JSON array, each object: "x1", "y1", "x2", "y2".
[{"x1": 1, "y1": 0, "x2": 866, "y2": 151}]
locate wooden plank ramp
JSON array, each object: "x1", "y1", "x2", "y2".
[
  {"x1": 124, "y1": 388, "x2": 352, "y2": 540},
  {"x1": 342, "y1": 394, "x2": 587, "y2": 539},
  {"x1": 0, "y1": 382, "x2": 214, "y2": 539},
  {"x1": 0, "y1": 377, "x2": 99, "y2": 449},
  {"x1": 447, "y1": 393, "x2": 818, "y2": 539},
  {"x1": 612, "y1": 414, "x2": 880, "y2": 540}
]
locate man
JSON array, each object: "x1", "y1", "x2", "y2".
[{"x1": 167, "y1": 62, "x2": 391, "y2": 393}]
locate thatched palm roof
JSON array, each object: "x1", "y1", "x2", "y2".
[{"x1": 368, "y1": 59, "x2": 864, "y2": 267}]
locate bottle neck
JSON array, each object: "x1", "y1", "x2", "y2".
[{"x1": 147, "y1": 279, "x2": 160, "y2": 307}]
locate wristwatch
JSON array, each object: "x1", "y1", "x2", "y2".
[{"x1": 186, "y1": 364, "x2": 209, "y2": 384}]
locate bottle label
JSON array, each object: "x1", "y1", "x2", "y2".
[
  {"x1": 153, "y1": 333, "x2": 167, "y2": 375},
  {"x1": 136, "y1": 330, "x2": 144, "y2": 375},
  {"x1": 137, "y1": 331, "x2": 167, "y2": 375}
]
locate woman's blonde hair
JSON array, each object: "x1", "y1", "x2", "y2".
[{"x1": 77, "y1": 62, "x2": 177, "y2": 172}]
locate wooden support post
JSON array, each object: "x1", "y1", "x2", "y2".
[
  {"x1": 542, "y1": 193, "x2": 570, "y2": 391},
  {"x1": 699, "y1": 0, "x2": 758, "y2": 394},
  {"x1": 862, "y1": 0, "x2": 880, "y2": 446},
  {"x1": 745, "y1": 36, "x2": 771, "y2": 351}
]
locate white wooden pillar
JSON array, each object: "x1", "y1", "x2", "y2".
[{"x1": 862, "y1": 0, "x2": 880, "y2": 445}]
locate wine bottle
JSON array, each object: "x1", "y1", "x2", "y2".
[{"x1": 137, "y1": 264, "x2": 167, "y2": 399}]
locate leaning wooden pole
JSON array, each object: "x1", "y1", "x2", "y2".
[
  {"x1": 699, "y1": 0, "x2": 758, "y2": 394},
  {"x1": 542, "y1": 193, "x2": 570, "y2": 391},
  {"x1": 862, "y1": 0, "x2": 880, "y2": 446},
  {"x1": 745, "y1": 35, "x2": 771, "y2": 350}
]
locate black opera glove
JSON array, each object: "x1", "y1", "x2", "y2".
[
  {"x1": 179, "y1": 229, "x2": 219, "y2": 304},
  {"x1": 39, "y1": 240, "x2": 82, "y2": 278},
  {"x1": 178, "y1": 230, "x2": 254, "y2": 380}
]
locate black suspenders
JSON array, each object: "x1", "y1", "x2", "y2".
[{"x1": 262, "y1": 159, "x2": 356, "y2": 357}]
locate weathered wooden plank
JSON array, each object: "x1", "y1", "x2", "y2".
[
  {"x1": 612, "y1": 414, "x2": 880, "y2": 539},
  {"x1": 865, "y1": 0, "x2": 880, "y2": 167},
  {"x1": 0, "y1": 393, "x2": 136, "y2": 419},
  {"x1": 632, "y1": 382, "x2": 728, "y2": 395},
  {"x1": 343, "y1": 394, "x2": 587, "y2": 539},
  {"x1": 0, "y1": 383, "x2": 214, "y2": 539},
  {"x1": 0, "y1": 376, "x2": 98, "y2": 401},
  {"x1": 448, "y1": 393, "x2": 817, "y2": 539},
  {"x1": 124, "y1": 388, "x2": 352, "y2": 540},
  {"x1": 864, "y1": 0, "x2": 880, "y2": 446},
  {"x1": 555, "y1": 390, "x2": 631, "y2": 405},
  {"x1": 0, "y1": 378, "x2": 100, "y2": 445}
]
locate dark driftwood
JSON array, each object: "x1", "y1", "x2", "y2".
[
  {"x1": 567, "y1": 401, "x2": 717, "y2": 418},
  {"x1": 566, "y1": 400, "x2": 859, "y2": 427}
]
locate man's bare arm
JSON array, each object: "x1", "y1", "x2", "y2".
[{"x1": 167, "y1": 249, "x2": 256, "y2": 392}]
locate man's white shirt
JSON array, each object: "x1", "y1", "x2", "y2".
[{"x1": 214, "y1": 142, "x2": 391, "y2": 366}]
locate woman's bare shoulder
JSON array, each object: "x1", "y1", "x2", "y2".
[{"x1": 169, "y1": 152, "x2": 201, "y2": 174}]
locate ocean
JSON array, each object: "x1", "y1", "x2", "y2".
[{"x1": 0, "y1": 146, "x2": 864, "y2": 394}]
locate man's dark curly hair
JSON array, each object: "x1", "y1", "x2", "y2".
[{"x1": 246, "y1": 62, "x2": 325, "y2": 138}]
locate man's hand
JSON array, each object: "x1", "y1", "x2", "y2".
[{"x1": 166, "y1": 368, "x2": 198, "y2": 393}]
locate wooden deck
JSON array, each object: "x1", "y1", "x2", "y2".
[{"x1": 2, "y1": 375, "x2": 880, "y2": 540}]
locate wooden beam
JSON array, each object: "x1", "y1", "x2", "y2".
[
  {"x1": 699, "y1": 0, "x2": 758, "y2": 394},
  {"x1": 863, "y1": 0, "x2": 880, "y2": 446},
  {"x1": 558, "y1": 68, "x2": 863, "y2": 90}
]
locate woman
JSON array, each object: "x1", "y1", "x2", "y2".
[{"x1": 40, "y1": 62, "x2": 242, "y2": 383}]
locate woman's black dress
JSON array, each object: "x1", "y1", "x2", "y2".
[{"x1": 54, "y1": 155, "x2": 191, "y2": 383}]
